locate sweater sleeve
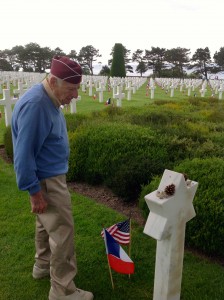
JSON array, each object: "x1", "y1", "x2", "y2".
[{"x1": 13, "y1": 101, "x2": 51, "y2": 195}]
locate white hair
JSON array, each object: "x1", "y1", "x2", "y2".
[{"x1": 48, "y1": 73, "x2": 64, "y2": 86}]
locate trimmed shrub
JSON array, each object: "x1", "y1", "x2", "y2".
[
  {"x1": 3, "y1": 126, "x2": 13, "y2": 160},
  {"x1": 67, "y1": 122, "x2": 171, "y2": 201},
  {"x1": 139, "y1": 158, "x2": 224, "y2": 258},
  {"x1": 138, "y1": 176, "x2": 160, "y2": 219},
  {"x1": 175, "y1": 158, "x2": 224, "y2": 257},
  {"x1": 65, "y1": 113, "x2": 91, "y2": 132}
]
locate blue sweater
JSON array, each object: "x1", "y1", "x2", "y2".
[{"x1": 11, "y1": 83, "x2": 69, "y2": 195}]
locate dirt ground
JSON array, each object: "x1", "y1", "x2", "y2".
[{"x1": 68, "y1": 181, "x2": 145, "y2": 226}]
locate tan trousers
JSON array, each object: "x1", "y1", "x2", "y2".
[{"x1": 35, "y1": 174, "x2": 77, "y2": 296}]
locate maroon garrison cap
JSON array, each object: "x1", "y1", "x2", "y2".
[{"x1": 50, "y1": 55, "x2": 82, "y2": 84}]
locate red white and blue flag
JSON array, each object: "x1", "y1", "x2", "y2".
[
  {"x1": 104, "y1": 229, "x2": 134, "y2": 274},
  {"x1": 101, "y1": 219, "x2": 130, "y2": 245}
]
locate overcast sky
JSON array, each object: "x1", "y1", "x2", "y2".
[{"x1": 1, "y1": 0, "x2": 224, "y2": 65}]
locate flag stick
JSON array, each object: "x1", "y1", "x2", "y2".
[
  {"x1": 128, "y1": 218, "x2": 132, "y2": 279},
  {"x1": 107, "y1": 256, "x2": 115, "y2": 289}
]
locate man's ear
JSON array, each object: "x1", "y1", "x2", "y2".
[{"x1": 49, "y1": 76, "x2": 57, "y2": 88}]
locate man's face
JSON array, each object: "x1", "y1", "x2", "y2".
[{"x1": 54, "y1": 79, "x2": 80, "y2": 105}]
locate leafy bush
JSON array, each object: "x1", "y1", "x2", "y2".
[
  {"x1": 67, "y1": 122, "x2": 171, "y2": 201},
  {"x1": 3, "y1": 126, "x2": 13, "y2": 160},
  {"x1": 175, "y1": 158, "x2": 224, "y2": 257},
  {"x1": 207, "y1": 110, "x2": 224, "y2": 123},
  {"x1": 138, "y1": 176, "x2": 160, "y2": 219},
  {"x1": 140, "y1": 158, "x2": 224, "y2": 258},
  {"x1": 65, "y1": 113, "x2": 91, "y2": 132}
]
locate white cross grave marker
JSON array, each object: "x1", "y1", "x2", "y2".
[
  {"x1": 14, "y1": 81, "x2": 27, "y2": 97},
  {"x1": 148, "y1": 78, "x2": 156, "y2": 99},
  {"x1": 87, "y1": 79, "x2": 93, "y2": 96},
  {"x1": 114, "y1": 85, "x2": 125, "y2": 107},
  {"x1": 187, "y1": 84, "x2": 191, "y2": 96},
  {"x1": 70, "y1": 96, "x2": 81, "y2": 113},
  {"x1": 170, "y1": 84, "x2": 175, "y2": 97},
  {"x1": 0, "y1": 89, "x2": 17, "y2": 126},
  {"x1": 218, "y1": 83, "x2": 224, "y2": 100},
  {"x1": 143, "y1": 169, "x2": 198, "y2": 300},
  {"x1": 96, "y1": 82, "x2": 105, "y2": 103},
  {"x1": 125, "y1": 81, "x2": 132, "y2": 100}
]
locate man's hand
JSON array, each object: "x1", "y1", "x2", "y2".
[{"x1": 30, "y1": 191, "x2": 48, "y2": 214}]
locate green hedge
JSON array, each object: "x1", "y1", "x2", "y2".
[
  {"x1": 139, "y1": 158, "x2": 224, "y2": 258},
  {"x1": 3, "y1": 126, "x2": 13, "y2": 160},
  {"x1": 3, "y1": 101, "x2": 224, "y2": 256},
  {"x1": 175, "y1": 158, "x2": 224, "y2": 258},
  {"x1": 67, "y1": 122, "x2": 171, "y2": 201}
]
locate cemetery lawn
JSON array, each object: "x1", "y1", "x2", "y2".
[
  {"x1": 0, "y1": 157, "x2": 224, "y2": 300},
  {"x1": 0, "y1": 81, "x2": 214, "y2": 145}
]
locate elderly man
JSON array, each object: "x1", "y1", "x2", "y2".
[{"x1": 11, "y1": 56, "x2": 94, "y2": 300}]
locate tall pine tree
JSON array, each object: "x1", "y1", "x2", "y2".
[{"x1": 110, "y1": 43, "x2": 126, "y2": 77}]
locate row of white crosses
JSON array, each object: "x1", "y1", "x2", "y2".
[
  {"x1": 156, "y1": 77, "x2": 224, "y2": 99},
  {"x1": 155, "y1": 78, "x2": 207, "y2": 98},
  {"x1": 0, "y1": 72, "x2": 46, "y2": 126},
  {"x1": 0, "y1": 72, "x2": 147, "y2": 125},
  {"x1": 0, "y1": 71, "x2": 86, "y2": 124},
  {"x1": 113, "y1": 77, "x2": 147, "y2": 107},
  {"x1": 79, "y1": 76, "x2": 146, "y2": 107},
  {"x1": 209, "y1": 79, "x2": 224, "y2": 99}
]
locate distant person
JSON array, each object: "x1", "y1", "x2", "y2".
[{"x1": 11, "y1": 56, "x2": 94, "y2": 300}]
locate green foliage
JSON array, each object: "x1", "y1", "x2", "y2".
[
  {"x1": 139, "y1": 158, "x2": 224, "y2": 258},
  {"x1": 78, "y1": 45, "x2": 101, "y2": 75},
  {"x1": 65, "y1": 113, "x2": 91, "y2": 132},
  {"x1": 99, "y1": 65, "x2": 110, "y2": 76},
  {"x1": 3, "y1": 126, "x2": 13, "y2": 160},
  {"x1": 174, "y1": 158, "x2": 224, "y2": 257},
  {"x1": 110, "y1": 43, "x2": 126, "y2": 77},
  {"x1": 0, "y1": 58, "x2": 13, "y2": 71},
  {"x1": 3, "y1": 80, "x2": 224, "y2": 258},
  {"x1": 67, "y1": 122, "x2": 170, "y2": 201},
  {"x1": 138, "y1": 177, "x2": 160, "y2": 219},
  {"x1": 1, "y1": 158, "x2": 224, "y2": 300}
]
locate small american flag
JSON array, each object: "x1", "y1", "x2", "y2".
[{"x1": 101, "y1": 219, "x2": 130, "y2": 245}]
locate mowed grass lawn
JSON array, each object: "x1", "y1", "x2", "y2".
[
  {"x1": 1, "y1": 80, "x2": 224, "y2": 299},
  {"x1": 0, "y1": 156, "x2": 224, "y2": 300},
  {"x1": 0, "y1": 79, "x2": 215, "y2": 145}
]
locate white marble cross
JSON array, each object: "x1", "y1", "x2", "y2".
[
  {"x1": 87, "y1": 79, "x2": 93, "y2": 96},
  {"x1": 0, "y1": 89, "x2": 17, "y2": 126},
  {"x1": 125, "y1": 81, "x2": 132, "y2": 100},
  {"x1": 187, "y1": 84, "x2": 191, "y2": 96},
  {"x1": 114, "y1": 85, "x2": 125, "y2": 107},
  {"x1": 70, "y1": 96, "x2": 81, "y2": 113},
  {"x1": 13, "y1": 81, "x2": 26, "y2": 97},
  {"x1": 218, "y1": 83, "x2": 224, "y2": 100},
  {"x1": 81, "y1": 80, "x2": 86, "y2": 93},
  {"x1": 200, "y1": 81, "x2": 207, "y2": 97},
  {"x1": 96, "y1": 82, "x2": 105, "y2": 103},
  {"x1": 144, "y1": 169, "x2": 198, "y2": 300},
  {"x1": 149, "y1": 79, "x2": 156, "y2": 99},
  {"x1": 170, "y1": 84, "x2": 175, "y2": 97}
]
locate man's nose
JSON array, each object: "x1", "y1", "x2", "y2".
[{"x1": 72, "y1": 90, "x2": 78, "y2": 99}]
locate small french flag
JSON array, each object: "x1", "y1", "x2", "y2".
[{"x1": 104, "y1": 229, "x2": 134, "y2": 274}]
